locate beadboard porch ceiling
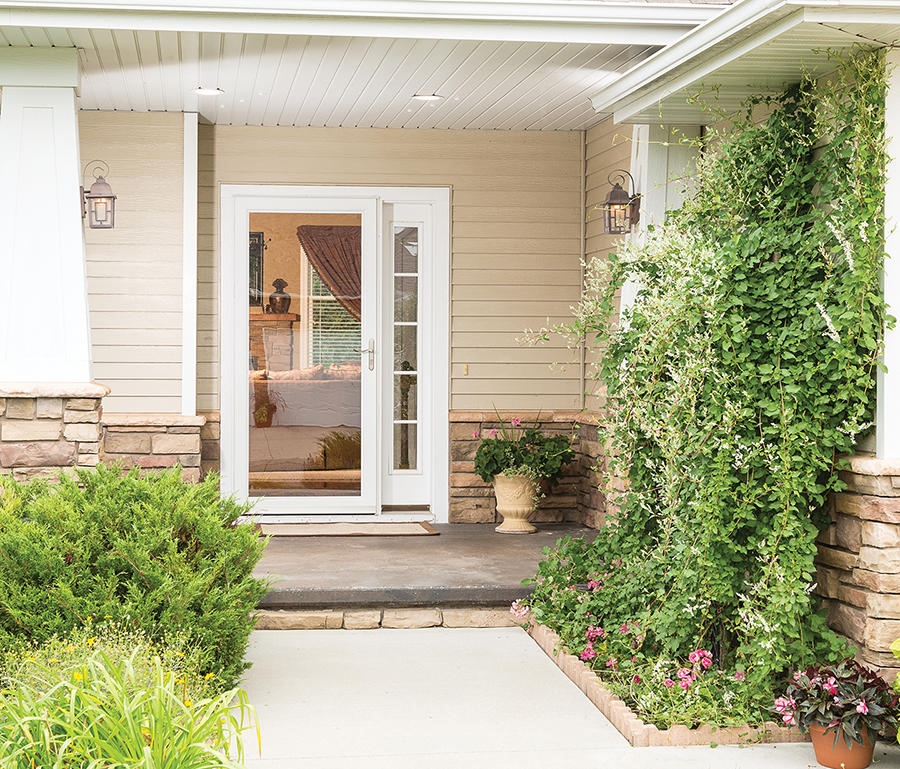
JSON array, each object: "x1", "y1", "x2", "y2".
[{"x1": 0, "y1": 1, "x2": 725, "y2": 130}]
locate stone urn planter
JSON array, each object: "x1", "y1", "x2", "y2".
[
  {"x1": 492, "y1": 473, "x2": 540, "y2": 534},
  {"x1": 809, "y1": 725, "x2": 876, "y2": 769}
]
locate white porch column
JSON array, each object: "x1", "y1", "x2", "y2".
[
  {"x1": 0, "y1": 48, "x2": 91, "y2": 383},
  {"x1": 879, "y1": 48, "x2": 900, "y2": 459},
  {"x1": 620, "y1": 123, "x2": 701, "y2": 317}
]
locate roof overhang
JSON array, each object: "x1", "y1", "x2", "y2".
[
  {"x1": 0, "y1": 1, "x2": 722, "y2": 45},
  {"x1": 592, "y1": 0, "x2": 900, "y2": 124}
]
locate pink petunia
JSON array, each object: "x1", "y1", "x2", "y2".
[
  {"x1": 663, "y1": 678, "x2": 675, "y2": 687},
  {"x1": 688, "y1": 651, "x2": 701, "y2": 664},
  {"x1": 700, "y1": 657, "x2": 713, "y2": 669}
]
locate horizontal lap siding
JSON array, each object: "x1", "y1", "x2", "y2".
[
  {"x1": 198, "y1": 126, "x2": 585, "y2": 412},
  {"x1": 583, "y1": 118, "x2": 633, "y2": 412},
  {"x1": 80, "y1": 112, "x2": 184, "y2": 414}
]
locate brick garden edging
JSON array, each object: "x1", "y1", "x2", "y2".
[
  {"x1": 526, "y1": 621, "x2": 807, "y2": 748},
  {"x1": 254, "y1": 607, "x2": 519, "y2": 630}
]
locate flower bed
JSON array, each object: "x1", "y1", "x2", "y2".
[{"x1": 527, "y1": 621, "x2": 807, "y2": 747}]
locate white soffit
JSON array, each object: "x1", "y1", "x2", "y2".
[
  {"x1": 592, "y1": 0, "x2": 900, "y2": 125},
  {"x1": 0, "y1": 0, "x2": 728, "y2": 130}
]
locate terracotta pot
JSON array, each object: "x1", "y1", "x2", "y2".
[
  {"x1": 808, "y1": 724, "x2": 875, "y2": 769},
  {"x1": 492, "y1": 473, "x2": 540, "y2": 534}
]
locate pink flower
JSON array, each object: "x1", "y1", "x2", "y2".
[
  {"x1": 587, "y1": 579, "x2": 602, "y2": 591},
  {"x1": 632, "y1": 675, "x2": 642, "y2": 684},
  {"x1": 663, "y1": 678, "x2": 675, "y2": 688},
  {"x1": 511, "y1": 417, "x2": 522, "y2": 427},
  {"x1": 677, "y1": 668, "x2": 693, "y2": 680},
  {"x1": 688, "y1": 651, "x2": 701, "y2": 664},
  {"x1": 606, "y1": 657, "x2": 618, "y2": 669},
  {"x1": 488, "y1": 429, "x2": 498, "y2": 438},
  {"x1": 585, "y1": 625, "x2": 605, "y2": 642},
  {"x1": 782, "y1": 713, "x2": 796, "y2": 725},
  {"x1": 579, "y1": 644, "x2": 597, "y2": 661},
  {"x1": 619, "y1": 623, "x2": 630, "y2": 634},
  {"x1": 472, "y1": 429, "x2": 480, "y2": 439},
  {"x1": 774, "y1": 697, "x2": 797, "y2": 714},
  {"x1": 824, "y1": 676, "x2": 838, "y2": 695},
  {"x1": 700, "y1": 657, "x2": 713, "y2": 669},
  {"x1": 509, "y1": 600, "x2": 529, "y2": 619},
  {"x1": 679, "y1": 678, "x2": 692, "y2": 690},
  {"x1": 734, "y1": 671, "x2": 746, "y2": 681},
  {"x1": 856, "y1": 700, "x2": 868, "y2": 715}
]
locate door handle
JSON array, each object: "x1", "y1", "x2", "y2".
[{"x1": 359, "y1": 338, "x2": 375, "y2": 371}]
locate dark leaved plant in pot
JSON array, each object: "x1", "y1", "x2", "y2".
[{"x1": 774, "y1": 659, "x2": 898, "y2": 769}]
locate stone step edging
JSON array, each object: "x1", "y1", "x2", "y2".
[
  {"x1": 254, "y1": 607, "x2": 519, "y2": 630},
  {"x1": 526, "y1": 621, "x2": 808, "y2": 748}
]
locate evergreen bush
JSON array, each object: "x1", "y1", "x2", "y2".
[{"x1": 0, "y1": 465, "x2": 267, "y2": 689}]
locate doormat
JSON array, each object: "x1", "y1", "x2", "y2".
[{"x1": 259, "y1": 522, "x2": 439, "y2": 537}]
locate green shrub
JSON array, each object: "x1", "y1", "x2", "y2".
[
  {"x1": 0, "y1": 465, "x2": 268, "y2": 689},
  {"x1": 0, "y1": 625, "x2": 256, "y2": 769}
]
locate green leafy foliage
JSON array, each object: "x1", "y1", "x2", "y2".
[
  {"x1": 526, "y1": 50, "x2": 892, "y2": 727},
  {"x1": 0, "y1": 465, "x2": 268, "y2": 689},
  {"x1": 473, "y1": 416, "x2": 576, "y2": 483},
  {"x1": 0, "y1": 624, "x2": 256, "y2": 768}
]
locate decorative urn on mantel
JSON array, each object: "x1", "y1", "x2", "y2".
[
  {"x1": 473, "y1": 415, "x2": 575, "y2": 534},
  {"x1": 266, "y1": 278, "x2": 291, "y2": 314}
]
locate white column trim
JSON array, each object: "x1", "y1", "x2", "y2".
[
  {"x1": 878, "y1": 49, "x2": 900, "y2": 459},
  {"x1": 181, "y1": 112, "x2": 198, "y2": 416}
]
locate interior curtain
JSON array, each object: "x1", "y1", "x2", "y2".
[{"x1": 296, "y1": 225, "x2": 362, "y2": 321}]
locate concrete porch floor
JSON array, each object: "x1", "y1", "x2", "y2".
[{"x1": 254, "y1": 523, "x2": 594, "y2": 609}]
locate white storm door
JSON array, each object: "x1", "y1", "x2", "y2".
[{"x1": 221, "y1": 186, "x2": 378, "y2": 515}]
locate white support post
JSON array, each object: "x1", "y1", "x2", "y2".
[
  {"x1": 620, "y1": 123, "x2": 701, "y2": 319},
  {"x1": 182, "y1": 112, "x2": 199, "y2": 416},
  {"x1": 0, "y1": 48, "x2": 91, "y2": 383},
  {"x1": 878, "y1": 49, "x2": 900, "y2": 459}
]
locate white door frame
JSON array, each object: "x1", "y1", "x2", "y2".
[{"x1": 219, "y1": 184, "x2": 450, "y2": 522}]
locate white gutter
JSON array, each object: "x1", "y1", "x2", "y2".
[
  {"x1": 591, "y1": 0, "x2": 900, "y2": 121},
  {"x1": 0, "y1": 0, "x2": 722, "y2": 45}
]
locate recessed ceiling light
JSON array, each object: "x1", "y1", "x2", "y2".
[
  {"x1": 412, "y1": 93, "x2": 443, "y2": 101},
  {"x1": 194, "y1": 86, "x2": 225, "y2": 96}
]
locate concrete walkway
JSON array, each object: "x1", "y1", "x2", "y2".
[{"x1": 240, "y1": 628, "x2": 900, "y2": 769}]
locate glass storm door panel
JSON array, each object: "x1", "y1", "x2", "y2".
[
  {"x1": 247, "y1": 213, "x2": 365, "y2": 500},
  {"x1": 221, "y1": 188, "x2": 378, "y2": 516}
]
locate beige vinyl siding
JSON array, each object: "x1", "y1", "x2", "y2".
[
  {"x1": 198, "y1": 126, "x2": 585, "y2": 413},
  {"x1": 584, "y1": 117, "x2": 634, "y2": 411},
  {"x1": 80, "y1": 111, "x2": 184, "y2": 413}
]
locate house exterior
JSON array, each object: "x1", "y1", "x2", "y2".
[{"x1": 0, "y1": 0, "x2": 897, "y2": 668}]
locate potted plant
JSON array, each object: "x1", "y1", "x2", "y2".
[
  {"x1": 774, "y1": 659, "x2": 898, "y2": 769},
  {"x1": 473, "y1": 415, "x2": 575, "y2": 534}
]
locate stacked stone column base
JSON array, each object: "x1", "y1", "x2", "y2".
[{"x1": 816, "y1": 456, "x2": 900, "y2": 681}]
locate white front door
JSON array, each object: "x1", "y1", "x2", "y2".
[{"x1": 219, "y1": 186, "x2": 449, "y2": 520}]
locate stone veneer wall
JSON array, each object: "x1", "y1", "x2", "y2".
[
  {"x1": 100, "y1": 414, "x2": 206, "y2": 482},
  {"x1": 448, "y1": 410, "x2": 607, "y2": 526},
  {"x1": 816, "y1": 456, "x2": 900, "y2": 680},
  {"x1": 0, "y1": 384, "x2": 108, "y2": 480},
  {"x1": 200, "y1": 411, "x2": 220, "y2": 479}
]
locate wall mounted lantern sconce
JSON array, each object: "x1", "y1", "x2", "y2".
[
  {"x1": 601, "y1": 170, "x2": 640, "y2": 235},
  {"x1": 81, "y1": 160, "x2": 117, "y2": 229}
]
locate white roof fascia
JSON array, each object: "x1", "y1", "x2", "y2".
[
  {"x1": 591, "y1": 0, "x2": 795, "y2": 119},
  {"x1": 0, "y1": 1, "x2": 722, "y2": 45},
  {"x1": 592, "y1": 0, "x2": 900, "y2": 123}
]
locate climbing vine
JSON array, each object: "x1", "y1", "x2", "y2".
[{"x1": 526, "y1": 49, "x2": 892, "y2": 724}]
